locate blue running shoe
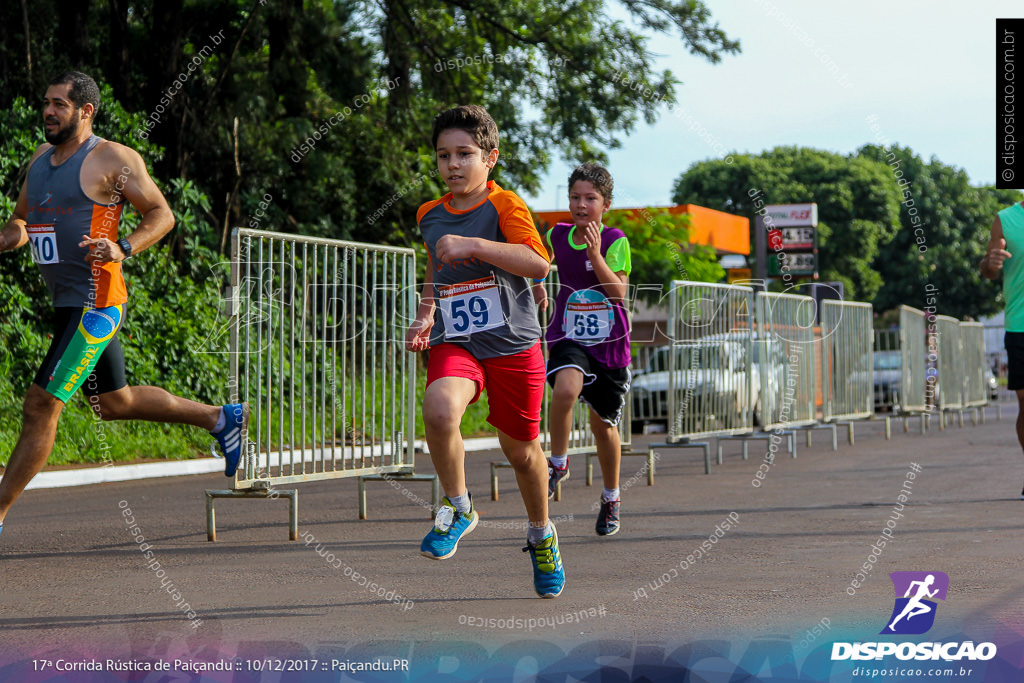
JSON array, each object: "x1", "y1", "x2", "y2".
[
  {"x1": 523, "y1": 522, "x2": 565, "y2": 598},
  {"x1": 547, "y1": 459, "x2": 569, "y2": 499},
  {"x1": 420, "y1": 495, "x2": 477, "y2": 560},
  {"x1": 211, "y1": 403, "x2": 249, "y2": 477}
]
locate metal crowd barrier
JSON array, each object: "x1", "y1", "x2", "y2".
[
  {"x1": 961, "y1": 322, "x2": 988, "y2": 416},
  {"x1": 898, "y1": 305, "x2": 930, "y2": 426},
  {"x1": 632, "y1": 346, "x2": 671, "y2": 426},
  {"x1": 646, "y1": 281, "x2": 756, "y2": 475},
  {"x1": 716, "y1": 289, "x2": 832, "y2": 463},
  {"x1": 935, "y1": 315, "x2": 964, "y2": 428},
  {"x1": 491, "y1": 266, "x2": 635, "y2": 501},
  {"x1": 821, "y1": 300, "x2": 873, "y2": 442},
  {"x1": 755, "y1": 291, "x2": 818, "y2": 430},
  {"x1": 205, "y1": 228, "x2": 437, "y2": 540},
  {"x1": 873, "y1": 328, "x2": 901, "y2": 414}
]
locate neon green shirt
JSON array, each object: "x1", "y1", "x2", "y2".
[
  {"x1": 545, "y1": 224, "x2": 632, "y2": 274},
  {"x1": 1000, "y1": 203, "x2": 1024, "y2": 332}
]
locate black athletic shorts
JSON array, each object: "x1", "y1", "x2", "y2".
[
  {"x1": 33, "y1": 306, "x2": 128, "y2": 402},
  {"x1": 546, "y1": 340, "x2": 631, "y2": 425},
  {"x1": 1006, "y1": 332, "x2": 1024, "y2": 391}
]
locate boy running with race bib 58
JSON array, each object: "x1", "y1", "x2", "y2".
[{"x1": 542, "y1": 163, "x2": 631, "y2": 536}]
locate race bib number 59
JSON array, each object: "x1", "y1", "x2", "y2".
[
  {"x1": 437, "y1": 275, "x2": 505, "y2": 338},
  {"x1": 27, "y1": 224, "x2": 59, "y2": 265}
]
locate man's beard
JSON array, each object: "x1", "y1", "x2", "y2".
[{"x1": 44, "y1": 117, "x2": 80, "y2": 145}]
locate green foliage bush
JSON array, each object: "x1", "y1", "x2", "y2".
[{"x1": 604, "y1": 207, "x2": 725, "y2": 303}]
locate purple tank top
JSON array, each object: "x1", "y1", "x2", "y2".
[{"x1": 545, "y1": 222, "x2": 630, "y2": 368}]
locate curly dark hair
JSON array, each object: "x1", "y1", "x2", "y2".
[
  {"x1": 49, "y1": 71, "x2": 101, "y2": 115},
  {"x1": 568, "y1": 162, "x2": 613, "y2": 203}
]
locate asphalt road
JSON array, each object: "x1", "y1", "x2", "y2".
[{"x1": 2, "y1": 402, "x2": 1024, "y2": 681}]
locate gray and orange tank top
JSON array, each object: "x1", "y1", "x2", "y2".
[{"x1": 26, "y1": 135, "x2": 127, "y2": 308}]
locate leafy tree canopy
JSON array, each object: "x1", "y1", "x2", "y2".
[
  {"x1": 672, "y1": 146, "x2": 903, "y2": 302},
  {"x1": 603, "y1": 208, "x2": 724, "y2": 304},
  {"x1": 1, "y1": 0, "x2": 739, "y2": 250},
  {"x1": 859, "y1": 144, "x2": 1022, "y2": 319}
]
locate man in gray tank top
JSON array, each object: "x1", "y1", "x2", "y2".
[{"x1": 0, "y1": 72, "x2": 248, "y2": 539}]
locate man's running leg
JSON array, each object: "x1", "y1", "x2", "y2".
[
  {"x1": 1016, "y1": 389, "x2": 1024, "y2": 498},
  {"x1": 93, "y1": 387, "x2": 246, "y2": 476},
  {"x1": 0, "y1": 385, "x2": 66, "y2": 525},
  {"x1": 92, "y1": 386, "x2": 220, "y2": 429}
]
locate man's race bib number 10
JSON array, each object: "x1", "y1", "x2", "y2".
[
  {"x1": 438, "y1": 276, "x2": 505, "y2": 338},
  {"x1": 27, "y1": 224, "x2": 59, "y2": 265}
]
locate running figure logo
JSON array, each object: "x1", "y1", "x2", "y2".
[{"x1": 881, "y1": 571, "x2": 949, "y2": 635}]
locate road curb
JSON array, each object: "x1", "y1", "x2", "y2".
[{"x1": 17, "y1": 437, "x2": 503, "y2": 491}]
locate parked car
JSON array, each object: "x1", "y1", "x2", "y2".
[
  {"x1": 873, "y1": 350, "x2": 901, "y2": 410},
  {"x1": 985, "y1": 367, "x2": 999, "y2": 400},
  {"x1": 631, "y1": 333, "x2": 785, "y2": 432}
]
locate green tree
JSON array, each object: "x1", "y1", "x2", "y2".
[
  {"x1": 859, "y1": 144, "x2": 1023, "y2": 319},
  {"x1": 603, "y1": 208, "x2": 724, "y2": 303},
  {"x1": 671, "y1": 146, "x2": 902, "y2": 301},
  {"x1": 1, "y1": 0, "x2": 739, "y2": 251}
]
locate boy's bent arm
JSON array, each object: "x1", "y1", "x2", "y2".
[
  {"x1": 584, "y1": 222, "x2": 628, "y2": 301},
  {"x1": 473, "y1": 239, "x2": 549, "y2": 279},
  {"x1": 589, "y1": 255, "x2": 628, "y2": 301},
  {"x1": 435, "y1": 234, "x2": 549, "y2": 280}
]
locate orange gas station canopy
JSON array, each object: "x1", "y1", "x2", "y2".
[{"x1": 532, "y1": 204, "x2": 750, "y2": 255}]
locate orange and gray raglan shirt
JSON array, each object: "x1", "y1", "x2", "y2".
[{"x1": 417, "y1": 180, "x2": 548, "y2": 359}]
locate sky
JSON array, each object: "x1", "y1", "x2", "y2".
[{"x1": 524, "y1": 1, "x2": 1016, "y2": 211}]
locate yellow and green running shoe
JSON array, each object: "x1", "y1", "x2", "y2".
[{"x1": 523, "y1": 522, "x2": 565, "y2": 598}]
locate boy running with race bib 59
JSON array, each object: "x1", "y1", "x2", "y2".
[{"x1": 405, "y1": 105, "x2": 565, "y2": 598}]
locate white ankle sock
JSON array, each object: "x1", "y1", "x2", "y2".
[
  {"x1": 211, "y1": 407, "x2": 226, "y2": 434},
  {"x1": 602, "y1": 488, "x2": 619, "y2": 502},
  {"x1": 527, "y1": 523, "x2": 551, "y2": 543},
  {"x1": 448, "y1": 491, "x2": 472, "y2": 514},
  {"x1": 550, "y1": 454, "x2": 568, "y2": 469}
]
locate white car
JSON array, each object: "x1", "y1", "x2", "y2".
[{"x1": 631, "y1": 333, "x2": 785, "y2": 432}]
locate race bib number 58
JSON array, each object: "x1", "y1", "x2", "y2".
[
  {"x1": 437, "y1": 275, "x2": 505, "y2": 338},
  {"x1": 563, "y1": 289, "x2": 614, "y2": 345},
  {"x1": 27, "y1": 224, "x2": 59, "y2": 265}
]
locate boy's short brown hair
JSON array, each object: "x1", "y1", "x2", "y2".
[
  {"x1": 568, "y1": 163, "x2": 614, "y2": 203},
  {"x1": 431, "y1": 105, "x2": 499, "y2": 153}
]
